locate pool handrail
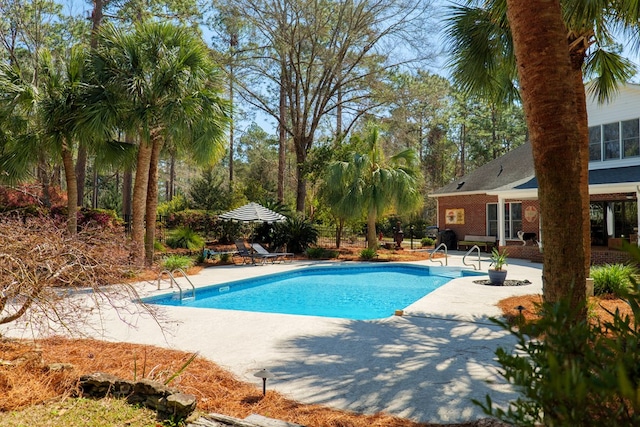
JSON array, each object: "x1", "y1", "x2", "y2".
[
  {"x1": 157, "y1": 268, "x2": 196, "y2": 301},
  {"x1": 429, "y1": 243, "x2": 448, "y2": 266},
  {"x1": 462, "y1": 245, "x2": 481, "y2": 270}
]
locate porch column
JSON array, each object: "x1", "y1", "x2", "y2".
[{"x1": 498, "y1": 196, "x2": 506, "y2": 247}]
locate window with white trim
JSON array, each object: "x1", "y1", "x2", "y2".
[
  {"x1": 487, "y1": 202, "x2": 522, "y2": 239},
  {"x1": 589, "y1": 119, "x2": 640, "y2": 162}
]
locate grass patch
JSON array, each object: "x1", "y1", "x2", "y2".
[{"x1": 0, "y1": 397, "x2": 159, "y2": 427}]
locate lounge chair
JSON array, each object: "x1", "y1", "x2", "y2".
[
  {"x1": 251, "y1": 243, "x2": 294, "y2": 263},
  {"x1": 202, "y1": 248, "x2": 237, "y2": 260},
  {"x1": 233, "y1": 240, "x2": 269, "y2": 265}
]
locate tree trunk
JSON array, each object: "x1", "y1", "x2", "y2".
[
  {"x1": 76, "y1": 0, "x2": 105, "y2": 208},
  {"x1": 367, "y1": 207, "x2": 377, "y2": 250},
  {"x1": 506, "y1": 0, "x2": 586, "y2": 314},
  {"x1": 145, "y1": 137, "x2": 164, "y2": 266},
  {"x1": 335, "y1": 218, "x2": 344, "y2": 249},
  {"x1": 61, "y1": 144, "x2": 78, "y2": 235},
  {"x1": 131, "y1": 141, "x2": 152, "y2": 265},
  {"x1": 168, "y1": 152, "x2": 175, "y2": 201},
  {"x1": 569, "y1": 48, "x2": 592, "y2": 281},
  {"x1": 37, "y1": 156, "x2": 51, "y2": 208},
  {"x1": 92, "y1": 166, "x2": 98, "y2": 208},
  {"x1": 336, "y1": 86, "x2": 342, "y2": 139},
  {"x1": 294, "y1": 141, "x2": 307, "y2": 213},
  {"x1": 75, "y1": 147, "x2": 87, "y2": 207},
  {"x1": 229, "y1": 67, "x2": 234, "y2": 187},
  {"x1": 278, "y1": 66, "x2": 286, "y2": 203},
  {"x1": 229, "y1": 31, "x2": 237, "y2": 189}
]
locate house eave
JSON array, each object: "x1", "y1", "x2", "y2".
[
  {"x1": 589, "y1": 182, "x2": 640, "y2": 195},
  {"x1": 427, "y1": 190, "x2": 495, "y2": 198}
]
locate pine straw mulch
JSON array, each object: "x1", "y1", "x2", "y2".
[
  {"x1": 497, "y1": 294, "x2": 635, "y2": 326},
  {"x1": 0, "y1": 337, "x2": 490, "y2": 427},
  {"x1": 3, "y1": 296, "x2": 632, "y2": 427}
]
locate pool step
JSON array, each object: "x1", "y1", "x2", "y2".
[{"x1": 188, "y1": 413, "x2": 305, "y2": 427}]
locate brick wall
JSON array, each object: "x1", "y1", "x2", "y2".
[
  {"x1": 436, "y1": 195, "x2": 541, "y2": 242},
  {"x1": 436, "y1": 193, "x2": 638, "y2": 265},
  {"x1": 437, "y1": 194, "x2": 496, "y2": 240}
]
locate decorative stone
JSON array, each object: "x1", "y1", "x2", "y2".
[
  {"x1": 78, "y1": 372, "x2": 197, "y2": 421},
  {"x1": 47, "y1": 362, "x2": 74, "y2": 372}
]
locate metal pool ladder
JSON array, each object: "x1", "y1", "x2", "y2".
[
  {"x1": 462, "y1": 245, "x2": 482, "y2": 270},
  {"x1": 157, "y1": 268, "x2": 196, "y2": 301},
  {"x1": 429, "y1": 243, "x2": 448, "y2": 266}
]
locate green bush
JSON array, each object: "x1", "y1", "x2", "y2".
[
  {"x1": 360, "y1": 248, "x2": 377, "y2": 260},
  {"x1": 476, "y1": 281, "x2": 640, "y2": 426},
  {"x1": 421, "y1": 237, "x2": 435, "y2": 247},
  {"x1": 306, "y1": 247, "x2": 339, "y2": 259},
  {"x1": 164, "y1": 209, "x2": 217, "y2": 236},
  {"x1": 218, "y1": 253, "x2": 232, "y2": 263},
  {"x1": 162, "y1": 255, "x2": 193, "y2": 271},
  {"x1": 165, "y1": 227, "x2": 205, "y2": 250},
  {"x1": 154, "y1": 240, "x2": 167, "y2": 253},
  {"x1": 272, "y1": 216, "x2": 318, "y2": 254},
  {"x1": 157, "y1": 194, "x2": 189, "y2": 216},
  {"x1": 590, "y1": 263, "x2": 637, "y2": 296}
]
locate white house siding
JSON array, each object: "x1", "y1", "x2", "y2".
[
  {"x1": 587, "y1": 83, "x2": 640, "y2": 125},
  {"x1": 587, "y1": 83, "x2": 640, "y2": 170}
]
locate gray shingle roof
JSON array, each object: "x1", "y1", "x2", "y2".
[
  {"x1": 514, "y1": 165, "x2": 640, "y2": 189},
  {"x1": 432, "y1": 142, "x2": 640, "y2": 195},
  {"x1": 432, "y1": 143, "x2": 535, "y2": 195}
]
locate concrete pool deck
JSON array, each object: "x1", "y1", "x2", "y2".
[{"x1": 3, "y1": 252, "x2": 543, "y2": 424}]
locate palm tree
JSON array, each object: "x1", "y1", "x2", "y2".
[
  {"x1": 445, "y1": 0, "x2": 636, "y2": 307},
  {"x1": 37, "y1": 48, "x2": 89, "y2": 235},
  {"x1": 0, "y1": 47, "x2": 90, "y2": 235},
  {"x1": 89, "y1": 22, "x2": 230, "y2": 265},
  {"x1": 323, "y1": 127, "x2": 422, "y2": 250}
]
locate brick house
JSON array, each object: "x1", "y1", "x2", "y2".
[{"x1": 429, "y1": 84, "x2": 640, "y2": 264}]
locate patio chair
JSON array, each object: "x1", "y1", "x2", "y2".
[
  {"x1": 233, "y1": 240, "x2": 268, "y2": 265},
  {"x1": 251, "y1": 243, "x2": 294, "y2": 263}
]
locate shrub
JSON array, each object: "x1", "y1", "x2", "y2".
[
  {"x1": 421, "y1": 237, "x2": 435, "y2": 247},
  {"x1": 157, "y1": 195, "x2": 189, "y2": 216},
  {"x1": 590, "y1": 263, "x2": 637, "y2": 296},
  {"x1": 78, "y1": 208, "x2": 121, "y2": 229},
  {"x1": 165, "y1": 227, "x2": 205, "y2": 250},
  {"x1": 154, "y1": 240, "x2": 167, "y2": 253},
  {"x1": 477, "y1": 279, "x2": 640, "y2": 426},
  {"x1": 360, "y1": 248, "x2": 377, "y2": 260},
  {"x1": 272, "y1": 217, "x2": 318, "y2": 254},
  {"x1": 306, "y1": 247, "x2": 339, "y2": 259},
  {"x1": 162, "y1": 255, "x2": 193, "y2": 271},
  {"x1": 164, "y1": 209, "x2": 217, "y2": 236}
]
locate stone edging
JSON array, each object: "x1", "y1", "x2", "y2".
[{"x1": 78, "y1": 372, "x2": 196, "y2": 420}]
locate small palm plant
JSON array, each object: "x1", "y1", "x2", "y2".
[
  {"x1": 490, "y1": 247, "x2": 508, "y2": 271},
  {"x1": 488, "y1": 247, "x2": 509, "y2": 285}
]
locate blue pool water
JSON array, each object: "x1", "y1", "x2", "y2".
[{"x1": 144, "y1": 264, "x2": 480, "y2": 320}]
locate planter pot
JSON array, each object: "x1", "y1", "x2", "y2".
[{"x1": 488, "y1": 269, "x2": 507, "y2": 285}]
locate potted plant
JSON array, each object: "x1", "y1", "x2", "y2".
[{"x1": 488, "y1": 247, "x2": 508, "y2": 285}]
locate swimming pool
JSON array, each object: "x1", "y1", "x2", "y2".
[{"x1": 144, "y1": 264, "x2": 480, "y2": 320}]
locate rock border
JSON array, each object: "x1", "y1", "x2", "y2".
[{"x1": 78, "y1": 372, "x2": 196, "y2": 421}]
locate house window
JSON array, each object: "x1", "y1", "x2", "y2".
[
  {"x1": 487, "y1": 202, "x2": 522, "y2": 239},
  {"x1": 589, "y1": 126, "x2": 602, "y2": 161},
  {"x1": 622, "y1": 119, "x2": 640, "y2": 158},
  {"x1": 603, "y1": 122, "x2": 620, "y2": 160},
  {"x1": 589, "y1": 119, "x2": 640, "y2": 162}
]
